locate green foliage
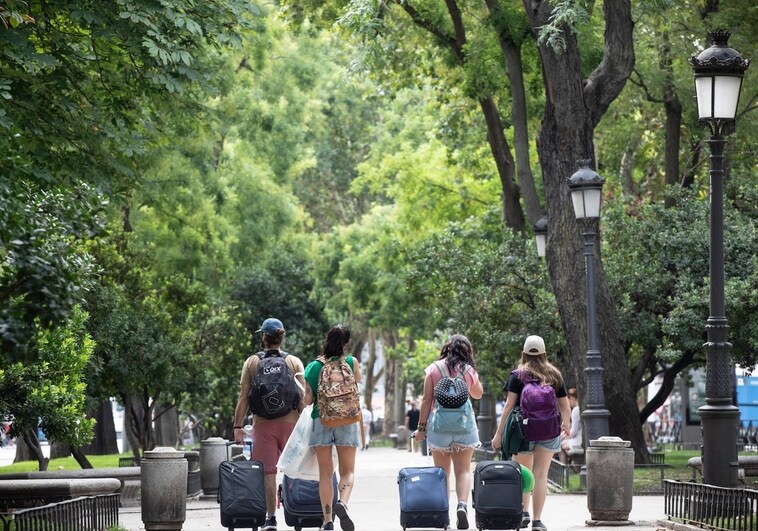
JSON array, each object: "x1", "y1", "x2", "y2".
[
  {"x1": 604, "y1": 186, "x2": 758, "y2": 372},
  {"x1": 403, "y1": 214, "x2": 563, "y2": 387},
  {"x1": 0, "y1": 0, "x2": 259, "y2": 186},
  {"x1": 1, "y1": 306, "x2": 95, "y2": 447},
  {"x1": 0, "y1": 181, "x2": 106, "y2": 351}
]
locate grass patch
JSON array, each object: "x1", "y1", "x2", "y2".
[{"x1": 0, "y1": 453, "x2": 132, "y2": 474}]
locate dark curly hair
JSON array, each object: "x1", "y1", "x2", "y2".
[{"x1": 438, "y1": 334, "x2": 476, "y2": 373}]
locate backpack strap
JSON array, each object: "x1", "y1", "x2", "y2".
[
  {"x1": 438, "y1": 361, "x2": 468, "y2": 379},
  {"x1": 261, "y1": 349, "x2": 286, "y2": 359}
]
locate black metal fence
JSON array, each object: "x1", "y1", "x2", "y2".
[
  {"x1": 0, "y1": 493, "x2": 120, "y2": 531},
  {"x1": 664, "y1": 480, "x2": 758, "y2": 531}
]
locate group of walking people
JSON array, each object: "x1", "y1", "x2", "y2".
[{"x1": 233, "y1": 317, "x2": 578, "y2": 531}]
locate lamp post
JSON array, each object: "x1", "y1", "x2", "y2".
[
  {"x1": 534, "y1": 216, "x2": 548, "y2": 258},
  {"x1": 568, "y1": 160, "x2": 610, "y2": 442},
  {"x1": 689, "y1": 30, "x2": 749, "y2": 488}
]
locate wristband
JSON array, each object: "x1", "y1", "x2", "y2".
[
  {"x1": 233, "y1": 426, "x2": 242, "y2": 429},
  {"x1": 417, "y1": 421, "x2": 427, "y2": 432}
]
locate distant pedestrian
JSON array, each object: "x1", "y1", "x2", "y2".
[
  {"x1": 413, "y1": 334, "x2": 484, "y2": 530},
  {"x1": 303, "y1": 324, "x2": 362, "y2": 531},
  {"x1": 233, "y1": 318, "x2": 305, "y2": 531},
  {"x1": 361, "y1": 403, "x2": 373, "y2": 450},
  {"x1": 405, "y1": 401, "x2": 420, "y2": 452},
  {"x1": 491, "y1": 335, "x2": 571, "y2": 531},
  {"x1": 560, "y1": 388, "x2": 582, "y2": 465}
]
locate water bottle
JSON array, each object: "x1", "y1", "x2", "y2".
[{"x1": 242, "y1": 425, "x2": 254, "y2": 460}]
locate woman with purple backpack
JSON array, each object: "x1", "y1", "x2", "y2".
[{"x1": 491, "y1": 335, "x2": 572, "y2": 531}]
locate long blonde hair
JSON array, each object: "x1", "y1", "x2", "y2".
[{"x1": 517, "y1": 352, "x2": 563, "y2": 388}]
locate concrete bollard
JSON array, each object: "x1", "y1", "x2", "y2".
[
  {"x1": 141, "y1": 447, "x2": 188, "y2": 531},
  {"x1": 586, "y1": 436, "x2": 634, "y2": 525},
  {"x1": 199, "y1": 437, "x2": 227, "y2": 499},
  {"x1": 396, "y1": 425, "x2": 408, "y2": 449}
]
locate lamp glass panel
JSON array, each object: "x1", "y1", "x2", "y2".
[
  {"x1": 583, "y1": 189, "x2": 602, "y2": 218},
  {"x1": 571, "y1": 189, "x2": 586, "y2": 219},
  {"x1": 712, "y1": 75, "x2": 742, "y2": 119},
  {"x1": 695, "y1": 77, "x2": 713, "y2": 119},
  {"x1": 535, "y1": 234, "x2": 546, "y2": 257}
]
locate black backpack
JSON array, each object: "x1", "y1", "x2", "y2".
[{"x1": 247, "y1": 350, "x2": 301, "y2": 420}]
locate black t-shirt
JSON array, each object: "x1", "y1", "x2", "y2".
[
  {"x1": 502, "y1": 372, "x2": 567, "y2": 406},
  {"x1": 406, "y1": 408, "x2": 420, "y2": 430}
]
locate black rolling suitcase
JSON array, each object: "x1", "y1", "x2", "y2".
[
  {"x1": 472, "y1": 460, "x2": 523, "y2": 530},
  {"x1": 218, "y1": 443, "x2": 267, "y2": 530},
  {"x1": 278, "y1": 473, "x2": 338, "y2": 530},
  {"x1": 397, "y1": 466, "x2": 450, "y2": 530}
]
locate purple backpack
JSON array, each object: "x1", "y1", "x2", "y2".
[{"x1": 513, "y1": 370, "x2": 560, "y2": 442}]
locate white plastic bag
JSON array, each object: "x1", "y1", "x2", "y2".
[{"x1": 277, "y1": 404, "x2": 320, "y2": 480}]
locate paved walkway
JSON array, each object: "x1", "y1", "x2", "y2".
[{"x1": 119, "y1": 446, "x2": 674, "y2": 531}]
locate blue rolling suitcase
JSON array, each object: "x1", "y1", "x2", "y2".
[
  {"x1": 397, "y1": 466, "x2": 450, "y2": 530},
  {"x1": 472, "y1": 460, "x2": 523, "y2": 530},
  {"x1": 278, "y1": 473, "x2": 338, "y2": 531}
]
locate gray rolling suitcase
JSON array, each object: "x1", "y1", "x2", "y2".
[
  {"x1": 218, "y1": 443, "x2": 267, "y2": 530},
  {"x1": 472, "y1": 460, "x2": 523, "y2": 530}
]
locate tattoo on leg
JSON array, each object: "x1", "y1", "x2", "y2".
[
  {"x1": 325, "y1": 504, "x2": 331, "y2": 515},
  {"x1": 339, "y1": 483, "x2": 351, "y2": 492}
]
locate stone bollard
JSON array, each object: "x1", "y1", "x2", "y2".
[
  {"x1": 184, "y1": 450, "x2": 201, "y2": 498},
  {"x1": 396, "y1": 425, "x2": 408, "y2": 449},
  {"x1": 141, "y1": 447, "x2": 188, "y2": 531},
  {"x1": 586, "y1": 436, "x2": 634, "y2": 525},
  {"x1": 199, "y1": 437, "x2": 227, "y2": 499}
]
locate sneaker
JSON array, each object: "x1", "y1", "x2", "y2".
[
  {"x1": 456, "y1": 501, "x2": 469, "y2": 530},
  {"x1": 334, "y1": 500, "x2": 354, "y2": 531},
  {"x1": 261, "y1": 515, "x2": 277, "y2": 531},
  {"x1": 531, "y1": 520, "x2": 547, "y2": 531},
  {"x1": 521, "y1": 511, "x2": 531, "y2": 528},
  {"x1": 321, "y1": 522, "x2": 335, "y2": 531}
]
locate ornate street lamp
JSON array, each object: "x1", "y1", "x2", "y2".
[
  {"x1": 689, "y1": 30, "x2": 749, "y2": 488},
  {"x1": 534, "y1": 216, "x2": 548, "y2": 258},
  {"x1": 568, "y1": 160, "x2": 610, "y2": 442}
]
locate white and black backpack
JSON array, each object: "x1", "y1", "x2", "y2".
[{"x1": 247, "y1": 350, "x2": 301, "y2": 419}]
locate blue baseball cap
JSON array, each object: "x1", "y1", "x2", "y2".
[{"x1": 255, "y1": 318, "x2": 284, "y2": 334}]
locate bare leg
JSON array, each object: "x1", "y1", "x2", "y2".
[
  {"x1": 530, "y1": 447, "x2": 554, "y2": 521},
  {"x1": 514, "y1": 452, "x2": 534, "y2": 515},
  {"x1": 431, "y1": 449, "x2": 453, "y2": 491},
  {"x1": 335, "y1": 445, "x2": 357, "y2": 503},
  {"x1": 315, "y1": 445, "x2": 335, "y2": 523},
  {"x1": 264, "y1": 474, "x2": 277, "y2": 515},
  {"x1": 450, "y1": 448, "x2": 474, "y2": 503}
]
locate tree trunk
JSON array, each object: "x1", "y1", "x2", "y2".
[
  {"x1": 123, "y1": 393, "x2": 143, "y2": 459},
  {"x1": 71, "y1": 446, "x2": 94, "y2": 469},
  {"x1": 19, "y1": 429, "x2": 48, "y2": 471},
  {"x1": 81, "y1": 400, "x2": 119, "y2": 455},
  {"x1": 155, "y1": 403, "x2": 180, "y2": 448},
  {"x1": 478, "y1": 96, "x2": 526, "y2": 232},
  {"x1": 660, "y1": 30, "x2": 682, "y2": 208},
  {"x1": 382, "y1": 339, "x2": 396, "y2": 438},
  {"x1": 363, "y1": 329, "x2": 377, "y2": 412},
  {"x1": 524, "y1": 0, "x2": 647, "y2": 461},
  {"x1": 500, "y1": 39, "x2": 542, "y2": 224},
  {"x1": 485, "y1": 0, "x2": 542, "y2": 224}
]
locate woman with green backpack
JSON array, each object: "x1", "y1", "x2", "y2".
[
  {"x1": 413, "y1": 334, "x2": 484, "y2": 530},
  {"x1": 491, "y1": 335, "x2": 572, "y2": 531}
]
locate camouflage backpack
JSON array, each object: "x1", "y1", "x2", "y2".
[{"x1": 317, "y1": 357, "x2": 361, "y2": 427}]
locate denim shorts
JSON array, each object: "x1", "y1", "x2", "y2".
[
  {"x1": 309, "y1": 418, "x2": 361, "y2": 448},
  {"x1": 523, "y1": 435, "x2": 561, "y2": 453},
  {"x1": 426, "y1": 427, "x2": 481, "y2": 453}
]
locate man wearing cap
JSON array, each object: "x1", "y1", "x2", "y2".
[{"x1": 234, "y1": 318, "x2": 306, "y2": 531}]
